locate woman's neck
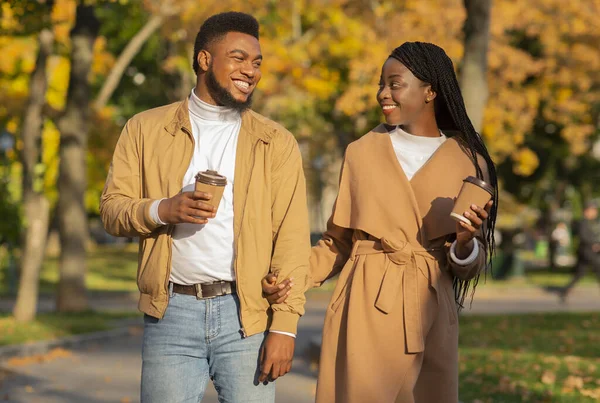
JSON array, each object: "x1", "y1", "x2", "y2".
[
  {"x1": 398, "y1": 121, "x2": 441, "y2": 138},
  {"x1": 395, "y1": 109, "x2": 440, "y2": 137}
]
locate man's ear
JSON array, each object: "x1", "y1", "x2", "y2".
[{"x1": 197, "y1": 50, "x2": 211, "y2": 73}]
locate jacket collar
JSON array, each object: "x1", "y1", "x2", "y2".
[{"x1": 164, "y1": 97, "x2": 271, "y2": 144}]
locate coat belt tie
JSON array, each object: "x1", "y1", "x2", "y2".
[{"x1": 350, "y1": 238, "x2": 443, "y2": 353}]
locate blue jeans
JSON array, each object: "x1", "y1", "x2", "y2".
[{"x1": 141, "y1": 292, "x2": 275, "y2": 403}]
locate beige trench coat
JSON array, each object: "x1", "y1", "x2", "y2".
[{"x1": 310, "y1": 125, "x2": 489, "y2": 403}]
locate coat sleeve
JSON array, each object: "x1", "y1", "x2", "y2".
[
  {"x1": 100, "y1": 119, "x2": 162, "y2": 238},
  {"x1": 309, "y1": 213, "x2": 354, "y2": 288},
  {"x1": 309, "y1": 150, "x2": 354, "y2": 288},
  {"x1": 268, "y1": 132, "x2": 311, "y2": 335},
  {"x1": 446, "y1": 237, "x2": 487, "y2": 281}
]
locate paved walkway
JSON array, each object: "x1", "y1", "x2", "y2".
[
  {"x1": 1, "y1": 284, "x2": 599, "y2": 402},
  {"x1": 457, "y1": 282, "x2": 600, "y2": 315}
]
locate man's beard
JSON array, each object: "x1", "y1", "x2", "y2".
[{"x1": 205, "y1": 66, "x2": 253, "y2": 112}]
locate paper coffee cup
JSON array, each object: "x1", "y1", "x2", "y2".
[
  {"x1": 194, "y1": 170, "x2": 227, "y2": 209},
  {"x1": 450, "y1": 176, "x2": 494, "y2": 226}
]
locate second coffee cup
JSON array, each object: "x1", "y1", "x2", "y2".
[
  {"x1": 195, "y1": 170, "x2": 227, "y2": 210},
  {"x1": 450, "y1": 176, "x2": 494, "y2": 226}
]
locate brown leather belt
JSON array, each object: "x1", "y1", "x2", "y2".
[{"x1": 171, "y1": 281, "x2": 236, "y2": 300}]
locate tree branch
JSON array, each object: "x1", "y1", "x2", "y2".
[{"x1": 93, "y1": 14, "x2": 164, "y2": 110}]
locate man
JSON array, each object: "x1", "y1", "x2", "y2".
[
  {"x1": 100, "y1": 12, "x2": 310, "y2": 402},
  {"x1": 559, "y1": 201, "x2": 600, "y2": 302}
]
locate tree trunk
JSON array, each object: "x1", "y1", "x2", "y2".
[
  {"x1": 459, "y1": 0, "x2": 492, "y2": 132},
  {"x1": 56, "y1": 4, "x2": 99, "y2": 312},
  {"x1": 13, "y1": 28, "x2": 54, "y2": 322},
  {"x1": 318, "y1": 152, "x2": 342, "y2": 234}
]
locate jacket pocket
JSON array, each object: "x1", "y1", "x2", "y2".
[{"x1": 329, "y1": 257, "x2": 359, "y2": 313}]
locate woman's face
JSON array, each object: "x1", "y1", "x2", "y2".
[{"x1": 376, "y1": 58, "x2": 434, "y2": 126}]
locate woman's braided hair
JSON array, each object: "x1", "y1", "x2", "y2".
[{"x1": 390, "y1": 41, "x2": 498, "y2": 309}]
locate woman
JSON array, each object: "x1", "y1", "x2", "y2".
[{"x1": 265, "y1": 42, "x2": 497, "y2": 403}]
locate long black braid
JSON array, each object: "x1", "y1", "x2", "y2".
[{"x1": 390, "y1": 42, "x2": 499, "y2": 309}]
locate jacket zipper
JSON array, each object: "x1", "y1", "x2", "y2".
[
  {"x1": 164, "y1": 126, "x2": 195, "y2": 303},
  {"x1": 234, "y1": 139, "x2": 260, "y2": 337}
]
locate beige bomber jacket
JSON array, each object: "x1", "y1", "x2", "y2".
[{"x1": 100, "y1": 98, "x2": 311, "y2": 336}]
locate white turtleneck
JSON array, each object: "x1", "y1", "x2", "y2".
[
  {"x1": 389, "y1": 126, "x2": 479, "y2": 265},
  {"x1": 390, "y1": 126, "x2": 447, "y2": 180},
  {"x1": 151, "y1": 89, "x2": 241, "y2": 284}
]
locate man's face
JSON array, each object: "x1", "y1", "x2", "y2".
[{"x1": 202, "y1": 32, "x2": 262, "y2": 111}]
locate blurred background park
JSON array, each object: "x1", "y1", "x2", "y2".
[{"x1": 1, "y1": 0, "x2": 600, "y2": 402}]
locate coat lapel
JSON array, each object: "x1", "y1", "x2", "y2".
[
  {"x1": 410, "y1": 137, "x2": 477, "y2": 241},
  {"x1": 380, "y1": 128, "x2": 425, "y2": 230},
  {"x1": 332, "y1": 126, "x2": 422, "y2": 244}
]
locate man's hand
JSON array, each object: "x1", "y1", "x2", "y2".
[
  {"x1": 593, "y1": 244, "x2": 600, "y2": 253},
  {"x1": 158, "y1": 191, "x2": 216, "y2": 225},
  {"x1": 259, "y1": 332, "x2": 295, "y2": 383},
  {"x1": 261, "y1": 273, "x2": 293, "y2": 305}
]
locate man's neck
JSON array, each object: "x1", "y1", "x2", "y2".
[
  {"x1": 194, "y1": 82, "x2": 219, "y2": 106},
  {"x1": 189, "y1": 88, "x2": 239, "y2": 122}
]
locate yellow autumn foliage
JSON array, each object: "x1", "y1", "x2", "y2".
[
  {"x1": 512, "y1": 148, "x2": 540, "y2": 177},
  {"x1": 0, "y1": 0, "x2": 598, "y2": 218}
]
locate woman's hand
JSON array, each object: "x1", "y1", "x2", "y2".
[
  {"x1": 455, "y1": 200, "x2": 493, "y2": 259},
  {"x1": 261, "y1": 273, "x2": 293, "y2": 305}
]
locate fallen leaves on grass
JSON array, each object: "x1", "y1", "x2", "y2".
[
  {"x1": 580, "y1": 388, "x2": 600, "y2": 399},
  {"x1": 563, "y1": 375, "x2": 584, "y2": 390},
  {"x1": 541, "y1": 370, "x2": 556, "y2": 385},
  {"x1": 460, "y1": 313, "x2": 600, "y2": 401}
]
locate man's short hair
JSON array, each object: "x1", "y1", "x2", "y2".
[{"x1": 192, "y1": 12, "x2": 259, "y2": 73}]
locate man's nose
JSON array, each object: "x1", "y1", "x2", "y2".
[{"x1": 241, "y1": 63, "x2": 256, "y2": 77}]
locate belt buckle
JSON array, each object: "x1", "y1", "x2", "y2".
[{"x1": 194, "y1": 284, "x2": 203, "y2": 300}]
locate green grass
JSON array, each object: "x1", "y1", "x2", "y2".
[
  {"x1": 0, "y1": 244, "x2": 139, "y2": 296},
  {"x1": 459, "y1": 313, "x2": 600, "y2": 402},
  {"x1": 0, "y1": 310, "x2": 138, "y2": 346}
]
